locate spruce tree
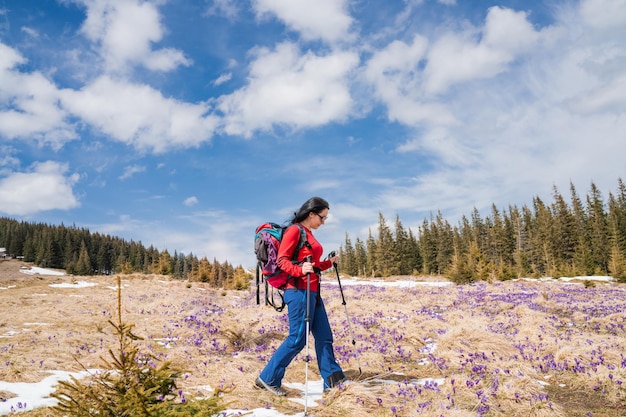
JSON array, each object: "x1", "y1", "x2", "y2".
[
  {"x1": 341, "y1": 233, "x2": 358, "y2": 276},
  {"x1": 448, "y1": 235, "x2": 472, "y2": 284},
  {"x1": 487, "y1": 204, "x2": 511, "y2": 275},
  {"x1": 570, "y1": 182, "x2": 593, "y2": 274},
  {"x1": 608, "y1": 245, "x2": 626, "y2": 281},
  {"x1": 375, "y1": 213, "x2": 396, "y2": 276},
  {"x1": 406, "y1": 229, "x2": 422, "y2": 274},
  {"x1": 586, "y1": 182, "x2": 609, "y2": 274},
  {"x1": 550, "y1": 185, "x2": 576, "y2": 274},
  {"x1": 354, "y1": 237, "x2": 367, "y2": 277},
  {"x1": 366, "y1": 229, "x2": 377, "y2": 277},
  {"x1": 531, "y1": 196, "x2": 555, "y2": 277},
  {"x1": 51, "y1": 277, "x2": 224, "y2": 416},
  {"x1": 434, "y1": 211, "x2": 454, "y2": 275},
  {"x1": 614, "y1": 178, "x2": 626, "y2": 253},
  {"x1": 500, "y1": 208, "x2": 517, "y2": 276},
  {"x1": 75, "y1": 241, "x2": 92, "y2": 275},
  {"x1": 419, "y1": 217, "x2": 437, "y2": 275},
  {"x1": 394, "y1": 215, "x2": 411, "y2": 275},
  {"x1": 608, "y1": 184, "x2": 626, "y2": 276}
]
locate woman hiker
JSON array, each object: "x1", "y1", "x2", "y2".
[{"x1": 255, "y1": 196, "x2": 348, "y2": 396}]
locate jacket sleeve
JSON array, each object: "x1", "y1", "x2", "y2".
[
  {"x1": 318, "y1": 259, "x2": 332, "y2": 271},
  {"x1": 277, "y1": 225, "x2": 306, "y2": 277}
]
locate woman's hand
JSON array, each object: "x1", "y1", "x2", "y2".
[
  {"x1": 301, "y1": 261, "x2": 314, "y2": 275},
  {"x1": 328, "y1": 254, "x2": 338, "y2": 265}
]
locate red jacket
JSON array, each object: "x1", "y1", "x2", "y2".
[{"x1": 277, "y1": 224, "x2": 332, "y2": 292}]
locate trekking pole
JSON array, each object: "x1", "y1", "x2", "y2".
[
  {"x1": 329, "y1": 251, "x2": 362, "y2": 375},
  {"x1": 255, "y1": 263, "x2": 261, "y2": 305},
  {"x1": 256, "y1": 263, "x2": 261, "y2": 305},
  {"x1": 304, "y1": 255, "x2": 312, "y2": 416}
]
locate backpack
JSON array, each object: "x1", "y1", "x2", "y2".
[{"x1": 254, "y1": 222, "x2": 308, "y2": 311}]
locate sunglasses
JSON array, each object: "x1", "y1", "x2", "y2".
[{"x1": 314, "y1": 213, "x2": 328, "y2": 222}]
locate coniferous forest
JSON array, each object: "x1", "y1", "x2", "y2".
[
  {"x1": 0, "y1": 219, "x2": 249, "y2": 289},
  {"x1": 2, "y1": 179, "x2": 626, "y2": 287},
  {"x1": 338, "y1": 179, "x2": 626, "y2": 283}
]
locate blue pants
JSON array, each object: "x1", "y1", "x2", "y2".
[{"x1": 259, "y1": 289, "x2": 344, "y2": 389}]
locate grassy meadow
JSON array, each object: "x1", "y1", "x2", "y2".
[{"x1": 1, "y1": 259, "x2": 625, "y2": 416}]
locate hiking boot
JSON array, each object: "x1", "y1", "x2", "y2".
[
  {"x1": 255, "y1": 376, "x2": 286, "y2": 396},
  {"x1": 324, "y1": 379, "x2": 351, "y2": 393},
  {"x1": 324, "y1": 371, "x2": 349, "y2": 392}
]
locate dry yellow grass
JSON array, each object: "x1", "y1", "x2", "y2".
[{"x1": 1, "y1": 259, "x2": 625, "y2": 416}]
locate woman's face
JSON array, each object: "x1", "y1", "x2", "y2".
[{"x1": 309, "y1": 208, "x2": 328, "y2": 230}]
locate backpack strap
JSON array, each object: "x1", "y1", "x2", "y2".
[
  {"x1": 292, "y1": 223, "x2": 309, "y2": 261},
  {"x1": 284, "y1": 224, "x2": 310, "y2": 289}
]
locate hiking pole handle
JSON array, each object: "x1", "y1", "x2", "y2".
[
  {"x1": 329, "y1": 251, "x2": 337, "y2": 268},
  {"x1": 329, "y1": 251, "x2": 347, "y2": 305}
]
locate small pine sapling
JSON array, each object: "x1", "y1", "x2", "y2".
[{"x1": 51, "y1": 276, "x2": 225, "y2": 416}]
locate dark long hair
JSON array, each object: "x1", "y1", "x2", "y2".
[{"x1": 291, "y1": 197, "x2": 329, "y2": 224}]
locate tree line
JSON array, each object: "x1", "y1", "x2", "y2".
[
  {"x1": 0, "y1": 218, "x2": 249, "y2": 289},
  {"x1": 3, "y1": 178, "x2": 625, "y2": 287},
  {"x1": 337, "y1": 179, "x2": 626, "y2": 283}
]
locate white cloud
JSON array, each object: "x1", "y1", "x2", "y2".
[
  {"x1": 118, "y1": 165, "x2": 145, "y2": 180},
  {"x1": 364, "y1": 0, "x2": 626, "y2": 226},
  {"x1": 0, "y1": 42, "x2": 24, "y2": 70},
  {"x1": 568, "y1": 74, "x2": 626, "y2": 114},
  {"x1": 61, "y1": 76, "x2": 219, "y2": 153},
  {"x1": 206, "y1": 0, "x2": 240, "y2": 20},
  {"x1": 184, "y1": 196, "x2": 199, "y2": 206},
  {"x1": 77, "y1": 0, "x2": 190, "y2": 73},
  {"x1": 1, "y1": 41, "x2": 212, "y2": 154},
  {"x1": 579, "y1": 0, "x2": 626, "y2": 31},
  {"x1": 143, "y1": 48, "x2": 192, "y2": 72},
  {"x1": 214, "y1": 72, "x2": 232, "y2": 86},
  {"x1": 1, "y1": 0, "x2": 624, "y2": 264},
  {"x1": 424, "y1": 6, "x2": 540, "y2": 94},
  {"x1": 363, "y1": 35, "x2": 456, "y2": 126},
  {"x1": 0, "y1": 161, "x2": 80, "y2": 216},
  {"x1": 252, "y1": 0, "x2": 353, "y2": 43},
  {"x1": 0, "y1": 43, "x2": 77, "y2": 149},
  {"x1": 364, "y1": 35, "x2": 428, "y2": 97},
  {"x1": 20, "y1": 26, "x2": 39, "y2": 38},
  {"x1": 218, "y1": 42, "x2": 359, "y2": 136},
  {"x1": 0, "y1": 146, "x2": 19, "y2": 174}
]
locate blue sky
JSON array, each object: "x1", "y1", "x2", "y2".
[{"x1": 0, "y1": 0, "x2": 624, "y2": 269}]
